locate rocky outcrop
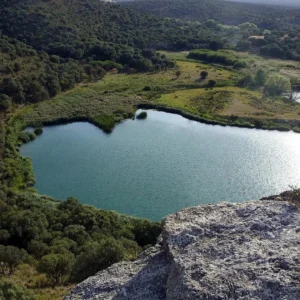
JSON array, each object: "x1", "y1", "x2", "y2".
[{"x1": 66, "y1": 201, "x2": 300, "y2": 299}]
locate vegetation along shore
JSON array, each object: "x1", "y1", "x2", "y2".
[{"x1": 2, "y1": 0, "x2": 300, "y2": 298}]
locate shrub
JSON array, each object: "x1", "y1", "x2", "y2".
[
  {"x1": 27, "y1": 240, "x2": 48, "y2": 259},
  {"x1": 0, "y1": 245, "x2": 28, "y2": 275},
  {"x1": 0, "y1": 280, "x2": 35, "y2": 300},
  {"x1": 33, "y1": 274, "x2": 50, "y2": 288},
  {"x1": 265, "y1": 75, "x2": 291, "y2": 96},
  {"x1": 132, "y1": 220, "x2": 162, "y2": 247},
  {"x1": 207, "y1": 80, "x2": 216, "y2": 88},
  {"x1": 237, "y1": 74, "x2": 254, "y2": 87},
  {"x1": 136, "y1": 111, "x2": 148, "y2": 119},
  {"x1": 175, "y1": 70, "x2": 181, "y2": 77},
  {"x1": 143, "y1": 86, "x2": 152, "y2": 91},
  {"x1": 34, "y1": 128, "x2": 43, "y2": 136},
  {"x1": 18, "y1": 131, "x2": 36, "y2": 144},
  {"x1": 91, "y1": 60, "x2": 122, "y2": 71},
  {"x1": 38, "y1": 253, "x2": 75, "y2": 285},
  {"x1": 189, "y1": 50, "x2": 236, "y2": 66},
  {"x1": 255, "y1": 69, "x2": 267, "y2": 87},
  {"x1": 70, "y1": 239, "x2": 125, "y2": 282},
  {"x1": 200, "y1": 71, "x2": 208, "y2": 79},
  {"x1": 233, "y1": 60, "x2": 247, "y2": 69},
  {"x1": 0, "y1": 95, "x2": 12, "y2": 111}
]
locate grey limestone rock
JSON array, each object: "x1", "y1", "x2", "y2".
[{"x1": 66, "y1": 201, "x2": 300, "y2": 300}]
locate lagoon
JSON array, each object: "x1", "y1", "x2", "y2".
[{"x1": 20, "y1": 110, "x2": 300, "y2": 220}]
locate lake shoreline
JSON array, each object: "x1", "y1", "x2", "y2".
[
  {"x1": 20, "y1": 110, "x2": 300, "y2": 220},
  {"x1": 23, "y1": 103, "x2": 300, "y2": 138},
  {"x1": 137, "y1": 103, "x2": 300, "y2": 133}
]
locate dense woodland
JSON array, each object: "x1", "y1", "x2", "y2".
[
  {"x1": 123, "y1": 0, "x2": 300, "y2": 60},
  {"x1": 3, "y1": 0, "x2": 300, "y2": 107},
  {"x1": 1, "y1": 0, "x2": 300, "y2": 298},
  {"x1": 121, "y1": 0, "x2": 300, "y2": 29},
  {"x1": 0, "y1": 0, "x2": 227, "y2": 106}
]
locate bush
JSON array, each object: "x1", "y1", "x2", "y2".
[
  {"x1": 0, "y1": 245, "x2": 28, "y2": 275},
  {"x1": 265, "y1": 75, "x2": 291, "y2": 96},
  {"x1": 136, "y1": 111, "x2": 148, "y2": 119},
  {"x1": 0, "y1": 280, "x2": 35, "y2": 300},
  {"x1": 33, "y1": 274, "x2": 50, "y2": 288},
  {"x1": 18, "y1": 131, "x2": 36, "y2": 144},
  {"x1": 200, "y1": 71, "x2": 208, "y2": 79},
  {"x1": 207, "y1": 80, "x2": 216, "y2": 88},
  {"x1": 189, "y1": 50, "x2": 238, "y2": 66},
  {"x1": 233, "y1": 60, "x2": 247, "y2": 69},
  {"x1": 34, "y1": 128, "x2": 43, "y2": 136},
  {"x1": 27, "y1": 240, "x2": 48, "y2": 259},
  {"x1": 143, "y1": 86, "x2": 152, "y2": 91},
  {"x1": 91, "y1": 60, "x2": 122, "y2": 71},
  {"x1": 0, "y1": 95, "x2": 12, "y2": 111},
  {"x1": 38, "y1": 253, "x2": 75, "y2": 285},
  {"x1": 70, "y1": 239, "x2": 125, "y2": 282},
  {"x1": 175, "y1": 70, "x2": 181, "y2": 77},
  {"x1": 237, "y1": 74, "x2": 254, "y2": 88},
  {"x1": 132, "y1": 219, "x2": 162, "y2": 247},
  {"x1": 255, "y1": 69, "x2": 267, "y2": 87}
]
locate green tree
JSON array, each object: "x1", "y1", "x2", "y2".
[
  {"x1": 207, "y1": 80, "x2": 216, "y2": 88},
  {"x1": 255, "y1": 69, "x2": 267, "y2": 87},
  {"x1": 0, "y1": 280, "x2": 35, "y2": 300},
  {"x1": 238, "y1": 22, "x2": 258, "y2": 34},
  {"x1": 63, "y1": 225, "x2": 90, "y2": 246},
  {"x1": 70, "y1": 238, "x2": 125, "y2": 282},
  {"x1": 200, "y1": 71, "x2": 208, "y2": 80},
  {"x1": 0, "y1": 230, "x2": 9, "y2": 243},
  {"x1": 0, "y1": 95, "x2": 12, "y2": 111},
  {"x1": 265, "y1": 75, "x2": 291, "y2": 96},
  {"x1": 132, "y1": 220, "x2": 161, "y2": 246},
  {"x1": 237, "y1": 74, "x2": 254, "y2": 88},
  {"x1": 27, "y1": 240, "x2": 48, "y2": 259},
  {"x1": 0, "y1": 246, "x2": 27, "y2": 275},
  {"x1": 38, "y1": 253, "x2": 75, "y2": 285},
  {"x1": 25, "y1": 81, "x2": 49, "y2": 103}
]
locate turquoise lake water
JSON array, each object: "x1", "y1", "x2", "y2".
[{"x1": 20, "y1": 110, "x2": 300, "y2": 220}]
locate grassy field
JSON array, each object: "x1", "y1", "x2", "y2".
[
  {"x1": 161, "y1": 50, "x2": 300, "y2": 84},
  {"x1": 156, "y1": 86, "x2": 262, "y2": 117}
]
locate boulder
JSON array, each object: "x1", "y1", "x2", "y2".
[{"x1": 66, "y1": 201, "x2": 300, "y2": 299}]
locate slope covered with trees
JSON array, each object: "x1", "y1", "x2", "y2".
[
  {"x1": 121, "y1": 0, "x2": 300, "y2": 30},
  {"x1": 0, "y1": 0, "x2": 212, "y2": 59},
  {"x1": 0, "y1": 0, "x2": 227, "y2": 106},
  {"x1": 121, "y1": 0, "x2": 300, "y2": 61}
]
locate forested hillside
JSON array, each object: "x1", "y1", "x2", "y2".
[
  {"x1": 121, "y1": 0, "x2": 300, "y2": 30},
  {"x1": 121, "y1": 0, "x2": 300, "y2": 61},
  {"x1": 0, "y1": 0, "x2": 211, "y2": 57},
  {"x1": 0, "y1": 0, "x2": 225, "y2": 106}
]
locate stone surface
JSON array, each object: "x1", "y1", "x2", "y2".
[
  {"x1": 66, "y1": 201, "x2": 300, "y2": 300},
  {"x1": 66, "y1": 245, "x2": 169, "y2": 300}
]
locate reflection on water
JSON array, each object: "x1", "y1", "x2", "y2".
[
  {"x1": 20, "y1": 110, "x2": 300, "y2": 220},
  {"x1": 293, "y1": 92, "x2": 300, "y2": 103}
]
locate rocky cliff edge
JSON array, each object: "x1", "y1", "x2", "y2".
[{"x1": 66, "y1": 201, "x2": 300, "y2": 300}]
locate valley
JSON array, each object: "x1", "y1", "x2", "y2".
[{"x1": 1, "y1": 0, "x2": 300, "y2": 298}]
